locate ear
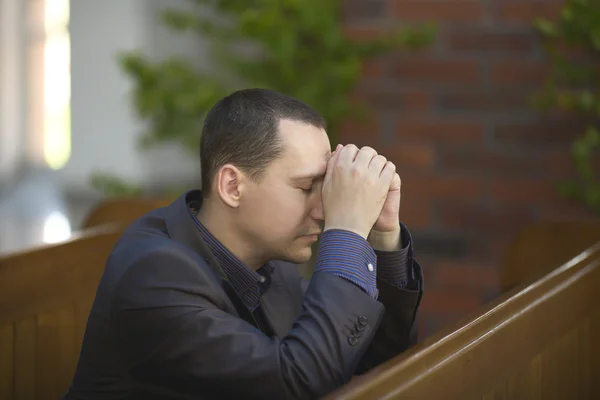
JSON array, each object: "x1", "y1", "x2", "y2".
[{"x1": 214, "y1": 164, "x2": 245, "y2": 208}]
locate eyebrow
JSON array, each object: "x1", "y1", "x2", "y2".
[{"x1": 291, "y1": 170, "x2": 326, "y2": 181}]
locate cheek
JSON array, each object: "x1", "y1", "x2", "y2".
[
  {"x1": 272, "y1": 193, "x2": 306, "y2": 225},
  {"x1": 243, "y1": 182, "x2": 311, "y2": 236},
  {"x1": 261, "y1": 192, "x2": 309, "y2": 233}
]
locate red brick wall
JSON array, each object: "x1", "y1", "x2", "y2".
[{"x1": 342, "y1": 0, "x2": 594, "y2": 338}]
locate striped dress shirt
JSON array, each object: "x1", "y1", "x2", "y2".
[{"x1": 188, "y1": 203, "x2": 410, "y2": 311}]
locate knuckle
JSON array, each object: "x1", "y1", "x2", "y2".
[
  {"x1": 351, "y1": 165, "x2": 363, "y2": 177},
  {"x1": 362, "y1": 146, "x2": 377, "y2": 156},
  {"x1": 365, "y1": 176, "x2": 377, "y2": 187}
]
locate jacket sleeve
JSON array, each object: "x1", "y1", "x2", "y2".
[
  {"x1": 296, "y1": 261, "x2": 423, "y2": 375},
  {"x1": 110, "y1": 248, "x2": 385, "y2": 400},
  {"x1": 354, "y1": 261, "x2": 424, "y2": 374},
  {"x1": 354, "y1": 222, "x2": 425, "y2": 373}
]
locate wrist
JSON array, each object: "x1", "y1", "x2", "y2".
[
  {"x1": 368, "y1": 227, "x2": 401, "y2": 251},
  {"x1": 323, "y1": 224, "x2": 369, "y2": 240}
]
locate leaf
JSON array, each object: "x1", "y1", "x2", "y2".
[
  {"x1": 535, "y1": 0, "x2": 600, "y2": 215},
  {"x1": 100, "y1": 0, "x2": 436, "y2": 197},
  {"x1": 90, "y1": 173, "x2": 144, "y2": 197}
]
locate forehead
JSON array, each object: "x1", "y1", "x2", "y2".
[{"x1": 275, "y1": 119, "x2": 331, "y2": 175}]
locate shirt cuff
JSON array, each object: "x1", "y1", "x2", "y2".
[
  {"x1": 374, "y1": 227, "x2": 411, "y2": 289},
  {"x1": 315, "y1": 229, "x2": 378, "y2": 298},
  {"x1": 375, "y1": 246, "x2": 409, "y2": 289}
]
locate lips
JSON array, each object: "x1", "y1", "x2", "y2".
[{"x1": 306, "y1": 232, "x2": 321, "y2": 236}]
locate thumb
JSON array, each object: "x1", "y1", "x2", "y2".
[
  {"x1": 390, "y1": 173, "x2": 401, "y2": 191},
  {"x1": 324, "y1": 144, "x2": 342, "y2": 184}
]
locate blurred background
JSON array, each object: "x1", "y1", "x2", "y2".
[{"x1": 0, "y1": 0, "x2": 598, "y2": 338}]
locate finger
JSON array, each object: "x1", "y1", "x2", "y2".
[
  {"x1": 337, "y1": 144, "x2": 359, "y2": 166},
  {"x1": 324, "y1": 144, "x2": 343, "y2": 183},
  {"x1": 353, "y1": 146, "x2": 378, "y2": 168},
  {"x1": 380, "y1": 161, "x2": 396, "y2": 183},
  {"x1": 390, "y1": 172, "x2": 401, "y2": 190},
  {"x1": 368, "y1": 154, "x2": 388, "y2": 176}
]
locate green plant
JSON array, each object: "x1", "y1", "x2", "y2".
[
  {"x1": 535, "y1": 0, "x2": 600, "y2": 215},
  {"x1": 92, "y1": 0, "x2": 435, "y2": 196}
]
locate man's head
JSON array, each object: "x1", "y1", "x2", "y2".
[{"x1": 199, "y1": 89, "x2": 331, "y2": 267}]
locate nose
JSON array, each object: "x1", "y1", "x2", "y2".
[{"x1": 310, "y1": 192, "x2": 324, "y2": 222}]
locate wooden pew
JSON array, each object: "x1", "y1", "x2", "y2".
[
  {"x1": 0, "y1": 225, "x2": 123, "y2": 400},
  {"x1": 2, "y1": 199, "x2": 598, "y2": 399},
  {"x1": 500, "y1": 219, "x2": 600, "y2": 292},
  {"x1": 81, "y1": 197, "x2": 170, "y2": 229},
  {"x1": 327, "y1": 241, "x2": 600, "y2": 399}
]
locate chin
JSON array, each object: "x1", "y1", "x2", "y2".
[{"x1": 281, "y1": 246, "x2": 313, "y2": 265}]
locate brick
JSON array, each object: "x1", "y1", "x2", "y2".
[
  {"x1": 438, "y1": 89, "x2": 530, "y2": 113},
  {"x1": 465, "y1": 233, "x2": 512, "y2": 262},
  {"x1": 537, "y1": 203, "x2": 595, "y2": 221},
  {"x1": 338, "y1": 118, "x2": 381, "y2": 147},
  {"x1": 412, "y1": 233, "x2": 469, "y2": 258},
  {"x1": 439, "y1": 203, "x2": 536, "y2": 234},
  {"x1": 440, "y1": 146, "x2": 529, "y2": 176},
  {"x1": 360, "y1": 57, "x2": 389, "y2": 80},
  {"x1": 494, "y1": 118, "x2": 589, "y2": 147},
  {"x1": 554, "y1": 152, "x2": 600, "y2": 178},
  {"x1": 399, "y1": 197, "x2": 434, "y2": 230},
  {"x1": 343, "y1": 26, "x2": 385, "y2": 41},
  {"x1": 407, "y1": 174, "x2": 486, "y2": 201},
  {"x1": 419, "y1": 288, "x2": 483, "y2": 313},
  {"x1": 445, "y1": 28, "x2": 536, "y2": 55},
  {"x1": 381, "y1": 142, "x2": 437, "y2": 169},
  {"x1": 393, "y1": 0, "x2": 485, "y2": 23},
  {"x1": 342, "y1": 0, "x2": 388, "y2": 22},
  {"x1": 491, "y1": 60, "x2": 548, "y2": 86},
  {"x1": 541, "y1": 151, "x2": 579, "y2": 178},
  {"x1": 439, "y1": 146, "x2": 575, "y2": 178},
  {"x1": 471, "y1": 234, "x2": 514, "y2": 262},
  {"x1": 489, "y1": 178, "x2": 572, "y2": 206},
  {"x1": 394, "y1": 58, "x2": 480, "y2": 85},
  {"x1": 354, "y1": 86, "x2": 434, "y2": 112},
  {"x1": 398, "y1": 90, "x2": 433, "y2": 112},
  {"x1": 396, "y1": 119, "x2": 485, "y2": 143},
  {"x1": 433, "y1": 259, "x2": 500, "y2": 289},
  {"x1": 495, "y1": 1, "x2": 564, "y2": 24}
]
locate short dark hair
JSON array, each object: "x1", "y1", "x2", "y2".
[{"x1": 200, "y1": 88, "x2": 327, "y2": 197}]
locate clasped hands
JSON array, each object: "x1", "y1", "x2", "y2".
[{"x1": 322, "y1": 144, "x2": 402, "y2": 252}]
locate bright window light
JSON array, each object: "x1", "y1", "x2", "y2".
[
  {"x1": 42, "y1": 211, "x2": 72, "y2": 243},
  {"x1": 43, "y1": 0, "x2": 71, "y2": 170}
]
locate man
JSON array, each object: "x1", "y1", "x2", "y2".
[{"x1": 64, "y1": 89, "x2": 424, "y2": 400}]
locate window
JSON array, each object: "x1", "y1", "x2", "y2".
[{"x1": 28, "y1": 0, "x2": 71, "y2": 170}]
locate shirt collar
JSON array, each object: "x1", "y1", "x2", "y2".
[{"x1": 187, "y1": 200, "x2": 273, "y2": 311}]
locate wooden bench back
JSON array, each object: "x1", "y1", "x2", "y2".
[
  {"x1": 328, "y1": 241, "x2": 600, "y2": 399},
  {"x1": 81, "y1": 197, "x2": 171, "y2": 229},
  {"x1": 500, "y1": 219, "x2": 600, "y2": 291},
  {"x1": 0, "y1": 226, "x2": 123, "y2": 400}
]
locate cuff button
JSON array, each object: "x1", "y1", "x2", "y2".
[
  {"x1": 358, "y1": 315, "x2": 368, "y2": 326},
  {"x1": 348, "y1": 335, "x2": 358, "y2": 346}
]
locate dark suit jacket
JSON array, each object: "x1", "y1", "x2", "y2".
[{"x1": 64, "y1": 191, "x2": 424, "y2": 400}]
